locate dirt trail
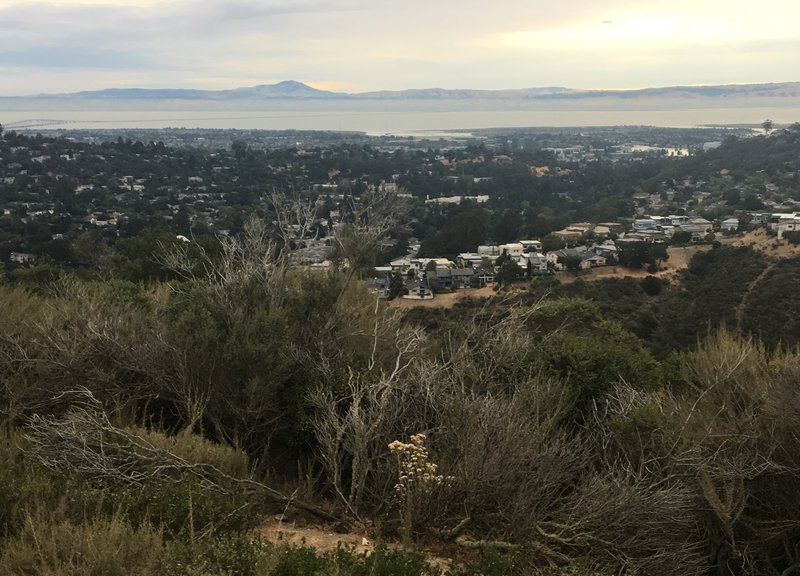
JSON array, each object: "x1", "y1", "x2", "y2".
[{"x1": 735, "y1": 260, "x2": 776, "y2": 333}]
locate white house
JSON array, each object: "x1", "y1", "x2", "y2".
[
  {"x1": 777, "y1": 218, "x2": 800, "y2": 239},
  {"x1": 499, "y1": 243, "x2": 524, "y2": 258},
  {"x1": 721, "y1": 218, "x2": 740, "y2": 232}
]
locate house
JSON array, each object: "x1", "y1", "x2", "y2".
[
  {"x1": 598, "y1": 222, "x2": 625, "y2": 234},
  {"x1": 721, "y1": 218, "x2": 740, "y2": 232},
  {"x1": 475, "y1": 267, "x2": 496, "y2": 285},
  {"x1": 519, "y1": 239, "x2": 543, "y2": 252},
  {"x1": 675, "y1": 225, "x2": 709, "y2": 241},
  {"x1": 567, "y1": 222, "x2": 595, "y2": 234},
  {"x1": 429, "y1": 258, "x2": 455, "y2": 270},
  {"x1": 9, "y1": 252, "x2": 36, "y2": 265},
  {"x1": 478, "y1": 244, "x2": 502, "y2": 257},
  {"x1": 552, "y1": 229, "x2": 583, "y2": 243},
  {"x1": 688, "y1": 217, "x2": 713, "y2": 231},
  {"x1": 457, "y1": 252, "x2": 484, "y2": 268},
  {"x1": 390, "y1": 257, "x2": 413, "y2": 273},
  {"x1": 546, "y1": 247, "x2": 588, "y2": 270},
  {"x1": 498, "y1": 243, "x2": 524, "y2": 257},
  {"x1": 581, "y1": 254, "x2": 607, "y2": 269},
  {"x1": 633, "y1": 218, "x2": 658, "y2": 231},
  {"x1": 426, "y1": 268, "x2": 453, "y2": 289},
  {"x1": 769, "y1": 213, "x2": 800, "y2": 237},
  {"x1": 520, "y1": 252, "x2": 549, "y2": 275},
  {"x1": 592, "y1": 242, "x2": 619, "y2": 258},
  {"x1": 618, "y1": 233, "x2": 657, "y2": 243},
  {"x1": 776, "y1": 218, "x2": 800, "y2": 239},
  {"x1": 666, "y1": 215, "x2": 690, "y2": 226},
  {"x1": 451, "y1": 268, "x2": 475, "y2": 287}
]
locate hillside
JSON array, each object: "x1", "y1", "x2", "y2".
[{"x1": 3, "y1": 127, "x2": 800, "y2": 576}]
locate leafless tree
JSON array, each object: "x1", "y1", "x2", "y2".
[
  {"x1": 308, "y1": 298, "x2": 428, "y2": 519},
  {"x1": 329, "y1": 188, "x2": 404, "y2": 293}
]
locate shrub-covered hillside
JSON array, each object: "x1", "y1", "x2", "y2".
[{"x1": 3, "y1": 226, "x2": 800, "y2": 575}]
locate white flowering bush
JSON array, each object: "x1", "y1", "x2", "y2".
[{"x1": 388, "y1": 433, "x2": 452, "y2": 546}]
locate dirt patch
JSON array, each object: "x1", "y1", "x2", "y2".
[
  {"x1": 258, "y1": 520, "x2": 375, "y2": 555},
  {"x1": 257, "y1": 520, "x2": 454, "y2": 572},
  {"x1": 389, "y1": 286, "x2": 496, "y2": 309},
  {"x1": 721, "y1": 229, "x2": 800, "y2": 258},
  {"x1": 558, "y1": 244, "x2": 710, "y2": 284}
]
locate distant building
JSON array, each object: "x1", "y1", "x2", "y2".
[
  {"x1": 10, "y1": 252, "x2": 35, "y2": 265},
  {"x1": 633, "y1": 219, "x2": 658, "y2": 231},
  {"x1": 721, "y1": 218, "x2": 740, "y2": 232},
  {"x1": 499, "y1": 243, "x2": 524, "y2": 257}
]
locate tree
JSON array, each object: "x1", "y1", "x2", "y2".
[
  {"x1": 558, "y1": 254, "x2": 583, "y2": 273},
  {"x1": 542, "y1": 234, "x2": 567, "y2": 253},
  {"x1": 388, "y1": 272, "x2": 407, "y2": 299},
  {"x1": 640, "y1": 275, "x2": 665, "y2": 296},
  {"x1": 495, "y1": 254, "x2": 522, "y2": 284},
  {"x1": 672, "y1": 231, "x2": 693, "y2": 245},
  {"x1": 762, "y1": 119, "x2": 774, "y2": 134}
]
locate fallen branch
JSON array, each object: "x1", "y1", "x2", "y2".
[
  {"x1": 454, "y1": 534, "x2": 520, "y2": 551},
  {"x1": 24, "y1": 388, "x2": 347, "y2": 527},
  {"x1": 431, "y1": 516, "x2": 471, "y2": 541}
]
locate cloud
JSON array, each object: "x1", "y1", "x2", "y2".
[
  {"x1": 0, "y1": 0, "x2": 798, "y2": 94},
  {"x1": 0, "y1": 46, "x2": 152, "y2": 70}
]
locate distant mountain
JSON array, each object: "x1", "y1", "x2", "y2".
[
  {"x1": 353, "y1": 87, "x2": 580, "y2": 99},
  {"x1": 227, "y1": 80, "x2": 341, "y2": 98},
  {"x1": 40, "y1": 81, "x2": 342, "y2": 100},
  {"x1": 541, "y1": 82, "x2": 800, "y2": 100},
  {"x1": 10, "y1": 80, "x2": 800, "y2": 101}
]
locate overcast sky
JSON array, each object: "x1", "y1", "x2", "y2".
[{"x1": 1, "y1": 0, "x2": 799, "y2": 95}]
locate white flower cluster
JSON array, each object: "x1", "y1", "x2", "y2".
[{"x1": 388, "y1": 433, "x2": 451, "y2": 497}]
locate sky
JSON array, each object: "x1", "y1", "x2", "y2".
[{"x1": 1, "y1": 0, "x2": 799, "y2": 95}]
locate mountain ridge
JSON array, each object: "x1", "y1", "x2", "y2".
[{"x1": 7, "y1": 80, "x2": 800, "y2": 101}]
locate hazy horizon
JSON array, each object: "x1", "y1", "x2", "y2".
[
  {"x1": 3, "y1": 98, "x2": 799, "y2": 133},
  {"x1": 2, "y1": 0, "x2": 799, "y2": 96},
  {"x1": 3, "y1": 79, "x2": 800, "y2": 99}
]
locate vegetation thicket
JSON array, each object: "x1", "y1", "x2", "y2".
[{"x1": 2, "y1": 222, "x2": 800, "y2": 576}]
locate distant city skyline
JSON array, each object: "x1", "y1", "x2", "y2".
[{"x1": 1, "y1": 0, "x2": 799, "y2": 96}]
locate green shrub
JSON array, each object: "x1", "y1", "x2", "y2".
[
  {"x1": 130, "y1": 428, "x2": 250, "y2": 479},
  {"x1": 111, "y1": 480, "x2": 258, "y2": 538},
  {"x1": 163, "y1": 535, "x2": 279, "y2": 576},
  {"x1": 331, "y1": 544, "x2": 433, "y2": 576},
  {"x1": 272, "y1": 545, "x2": 327, "y2": 576},
  {"x1": 640, "y1": 275, "x2": 665, "y2": 296},
  {"x1": 534, "y1": 322, "x2": 659, "y2": 409},
  {"x1": 0, "y1": 513, "x2": 166, "y2": 576},
  {"x1": 447, "y1": 549, "x2": 528, "y2": 576},
  {"x1": 0, "y1": 428, "x2": 259, "y2": 544},
  {"x1": 0, "y1": 431, "x2": 102, "y2": 543}
]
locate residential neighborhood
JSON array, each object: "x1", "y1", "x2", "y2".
[{"x1": 1, "y1": 123, "x2": 799, "y2": 293}]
